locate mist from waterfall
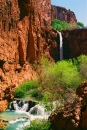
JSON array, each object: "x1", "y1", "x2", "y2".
[{"x1": 58, "y1": 31, "x2": 63, "y2": 60}]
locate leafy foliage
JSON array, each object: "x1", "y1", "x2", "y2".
[
  {"x1": 51, "y1": 19, "x2": 73, "y2": 31},
  {"x1": 14, "y1": 80, "x2": 39, "y2": 98},
  {"x1": 14, "y1": 88, "x2": 26, "y2": 98},
  {"x1": 55, "y1": 60, "x2": 81, "y2": 88},
  {"x1": 77, "y1": 55, "x2": 87, "y2": 79},
  {"x1": 34, "y1": 55, "x2": 82, "y2": 105},
  {"x1": 20, "y1": 80, "x2": 38, "y2": 91},
  {"x1": 30, "y1": 89, "x2": 42, "y2": 99},
  {"x1": 39, "y1": 57, "x2": 81, "y2": 88},
  {"x1": 23, "y1": 119, "x2": 51, "y2": 130}
]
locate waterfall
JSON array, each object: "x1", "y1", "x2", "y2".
[
  {"x1": 58, "y1": 31, "x2": 63, "y2": 60},
  {"x1": 9, "y1": 100, "x2": 48, "y2": 118},
  {"x1": 9, "y1": 100, "x2": 36, "y2": 112},
  {"x1": 12, "y1": 101, "x2": 20, "y2": 111},
  {"x1": 20, "y1": 102, "x2": 29, "y2": 111},
  {"x1": 2, "y1": 100, "x2": 49, "y2": 130},
  {"x1": 29, "y1": 104, "x2": 45, "y2": 116}
]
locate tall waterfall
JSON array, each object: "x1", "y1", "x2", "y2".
[{"x1": 58, "y1": 31, "x2": 63, "y2": 60}]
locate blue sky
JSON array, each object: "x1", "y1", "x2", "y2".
[{"x1": 51, "y1": 0, "x2": 87, "y2": 26}]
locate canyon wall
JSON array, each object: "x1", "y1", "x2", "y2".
[
  {"x1": 0, "y1": 0, "x2": 55, "y2": 111},
  {"x1": 62, "y1": 29, "x2": 87, "y2": 59},
  {"x1": 51, "y1": 5, "x2": 77, "y2": 24},
  {"x1": 0, "y1": 0, "x2": 87, "y2": 112}
]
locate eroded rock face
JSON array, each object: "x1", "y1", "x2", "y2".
[
  {"x1": 0, "y1": 100, "x2": 8, "y2": 112},
  {"x1": 41, "y1": 28, "x2": 60, "y2": 61},
  {"x1": 49, "y1": 101, "x2": 82, "y2": 130},
  {"x1": 49, "y1": 80, "x2": 87, "y2": 130},
  {"x1": 17, "y1": 0, "x2": 51, "y2": 63},
  {"x1": 0, "y1": 0, "x2": 57, "y2": 111},
  {"x1": 0, "y1": 0, "x2": 37, "y2": 111},
  {"x1": 76, "y1": 80, "x2": 87, "y2": 101},
  {"x1": 62, "y1": 29, "x2": 87, "y2": 59},
  {"x1": 76, "y1": 80, "x2": 87, "y2": 130},
  {"x1": 51, "y1": 5, "x2": 77, "y2": 24}
]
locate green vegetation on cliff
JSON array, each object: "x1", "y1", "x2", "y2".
[
  {"x1": 77, "y1": 22, "x2": 84, "y2": 27},
  {"x1": 51, "y1": 19, "x2": 84, "y2": 31},
  {"x1": 51, "y1": 19, "x2": 73, "y2": 31}
]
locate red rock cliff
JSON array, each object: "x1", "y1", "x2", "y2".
[
  {"x1": 51, "y1": 5, "x2": 77, "y2": 24},
  {"x1": 0, "y1": 0, "x2": 53, "y2": 111},
  {"x1": 62, "y1": 29, "x2": 87, "y2": 59}
]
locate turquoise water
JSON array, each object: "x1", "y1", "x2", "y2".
[
  {"x1": 0, "y1": 110, "x2": 28, "y2": 120},
  {"x1": 0, "y1": 111, "x2": 30, "y2": 130},
  {"x1": 0, "y1": 103, "x2": 47, "y2": 130},
  {"x1": 6, "y1": 119, "x2": 29, "y2": 130}
]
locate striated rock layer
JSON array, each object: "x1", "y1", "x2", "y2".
[{"x1": 51, "y1": 5, "x2": 77, "y2": 24}]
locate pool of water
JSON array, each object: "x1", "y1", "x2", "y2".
[
  {"x1": 0, "y1": 110, "x2": 30, "y2": 130},
  {"x1": 0, "y1": 102, "x2": 49, "y2": 130},
  {"x1": 6, "y1": 119, "x2": 30, "y2": 130},
  {"x1": 0, "y1": 110, "x2": 28, "y2": 121}
]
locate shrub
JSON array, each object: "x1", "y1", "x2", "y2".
[
  {"x1": 55, "y1": 60, "x2": 82, "y2": 88},
  {"x1": 36, "y1": 56, "x2": 82, "y2": 103},
  {"x1": 30, "y1": 89, "x2": 41, "y2": 98},
  {"x1": 19, "y1": 80, "x2": 39, "y2": 91},
  {"x1": 77, "y1": 55, "x2": 87, "y2": 79},
  {"x1": 40, "y1": 59, "x2": 81, "y2": 89},
  {"x1": 23, "y1": 119, "x2": 51, "y2": 130},
  {"x1": 14, "y1": 80, "x2": 39, "y2": 98},
  {"x1": 14, "y1": 88, "x2": 26, "y2": 98},
  {"x1": 77, "y1": 22, "x2": 84, "y2": 27}
]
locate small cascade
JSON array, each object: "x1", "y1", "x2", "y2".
[
  {"x1": 9, "y1": 100, "x2": 36, "y2": 112},
  {"x1": 20, "y1": 101, "x2": 29, "y2": 111},
  {"x1": 29, "y1": 104, "x2": 45, "y2": 116},
  {"x1": 58, "y1": 31, "x2": 63, "y2": 60}
]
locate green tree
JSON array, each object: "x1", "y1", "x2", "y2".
[
  {"x1": 51, "y1": 19, "x2": 73, "y2": 31},
  {"x1": 77, "y1": 22, "x2": 84, "y2": 27}
]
